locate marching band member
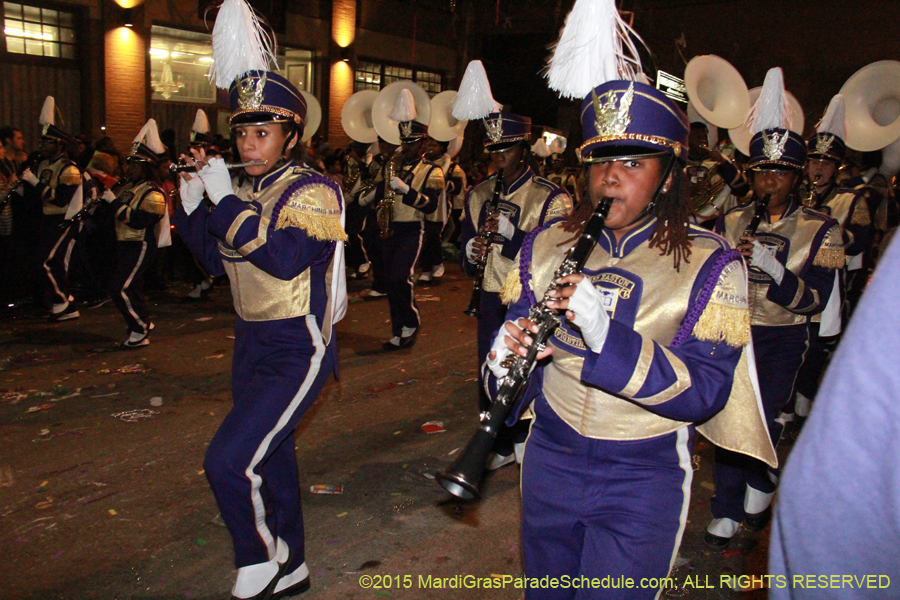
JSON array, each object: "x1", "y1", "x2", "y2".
[
  {"x1": 172, "y1": 0, "x2": 347, "y2": 595},
  {"x1": 455, "y1": 60, "x2": 572, "y2": 468},
  {"x1": 485, "y1": 1, "x2": 773, "y2": 595},
  {"x1": 792, "y1": 95, "x2": 874, "y2": 417},
  {"x1": 22, "y1": 97, "x2": 83, "y2": 320},
  {"x1": 105, "y1": 119, "x2": 167, "y2": 348},
  {"x1": 707, "y1": 69, "x2": 844, "y2": 547},
  {"x1": 362, "y1": 89, "x2": 444, "y2": 350},
  {"x1": 686, "y1": 116, "x2": 749, "y2": 226}
]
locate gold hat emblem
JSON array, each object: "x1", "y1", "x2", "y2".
[
  {"x1": 763, "y1": 130, "x2": 788, "y2": 161},
  {"x1": 400, "y1": 121, "x2": 413, "y2": 138},
  {"x1": 593, "y1": 82, "x2": 634, "y2": 137},
  {"x1": 816, "y1": 133, "x2": 835, "y2": 155},
  {"x1": 485, "y1": 113, "x2": 503, "y2": 144},
  {"x1": 238, "y1": 72, "x2": 267, "y2": 111}
]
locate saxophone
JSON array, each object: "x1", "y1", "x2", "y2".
[
  {"x1": 436, "y1": 196, "x2": 613, "y2": 500},
  {"x1": 802, "y1": 172, "x2": 821, "y2": 208},
  {"x1": 377, "y1": 151, "x2": 402, "y2": 240}
]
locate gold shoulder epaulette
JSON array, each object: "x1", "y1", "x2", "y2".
[
  {"x1": 850, "y1": 201, "x2": 872, "y2": 226},
  {"x1": 691, "y1": 257, "x2": 750, "y2": 348},
  {"x1": 545, "y1": 192, "x2": 573, "y2": 220},
  {"x1": 813, "y1": 223, "x2": 846, "y2": 269},
  {"x1": 60, "y1": 165, "x2": 81, "y2": 186},
  {"x1": 275, "y1": 180, "x2": 348, "y2": 242},
  {"x1": 500, "y1": 266, "x2": 522, "y2": 305},
  {"x1": 425, "y1": 165, "x2": 445, "y2": 191},
  {"x1": 140, "y1": 190, "x2": 167, "y2": 216}
]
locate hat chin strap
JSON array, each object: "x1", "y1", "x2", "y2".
[{"x1": 625, "y1": 154, "x2": 676, "y2": 228}]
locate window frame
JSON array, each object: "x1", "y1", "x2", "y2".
[
  {"x1": 1, "y1": 0, "x2": 80, "y2": 66},
  {"x1": 353, "y1": 58, "x2": 444, "y2": 97}
]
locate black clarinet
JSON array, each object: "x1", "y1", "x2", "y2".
[
  {"x1": 464, "y1": 169, "x2": 504, "y2": 318},
  {"x1": 743, "y1": 193, "x2": 771, "y2": 238},
  {"x1": 437, "y1": 196, "x2": 613, "y2": 500}
]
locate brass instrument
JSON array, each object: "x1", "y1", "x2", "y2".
[
  {"x1": 464, "y1": 169, "x2": 504, "y2": 317},
  {"x1": 802, "y1": 173, "x2": 821, "y2": 208},
  {"x1": 436, "y1": 197, "x2": 613, "y2": 500},
  {"x1": 377, "y1": 151, "x2": 402, "y2": 240},
  {"x1": 686, "y1": 153, "x2": 726, "y2": 212}
]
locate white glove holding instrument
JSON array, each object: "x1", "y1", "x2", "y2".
[
  {"x1": 465, "y1": 238, "x2": 480, "y2": 264},
  {"x1": 389, "y1": 176, "x2": 410, "y2": 195},
  {"x1": 21, "y1": 168, "x2": 39, "y2": 186},
  {"x1": 497, "y1": 213, "x2": 515, "y2": 240},
  {"x1": 749, "y1": 240, "x2": 785, "y2": 284},
  {"x1": 101, "y1": 189, "x2": 116, "y2": 203},
  {"x1": 566, "y1": 277, "x2": 611, "y2": 354},
  {"x1": 197, "y1": 157, "x2": 233, "y2": 205},
  {"x1": 486, "y1": 323, "x2": 516, "y2": 378},
  {"x1": 179, "y1": 175, "x2": 205, "y2": 215}
]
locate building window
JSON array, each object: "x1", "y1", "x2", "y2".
[
  {"x1": 150, "y1": 26, "x2": 313, "y2": 104},
  {"x1": 354, "y1": 60, "x2": 443, "y2": 97},
  {"x1": 3, "y1": 1, "x2": 76, "y2": 59}
]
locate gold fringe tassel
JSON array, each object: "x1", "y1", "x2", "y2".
[
  {"x1": 275, "y1": 209, "x2": 349, "y2": 242},
  {"x1": 813, "y1": 247, "x2": 846, "y2": 269},
  {"x1": 692, "y1": 302, "x2": 750, "y2": 348},
  {"x1": 851, "y1": 204, "x2": 872, "y2": 226},
  {"x1": 500, "y1": 267, "x2": 522, "y2": 305}
]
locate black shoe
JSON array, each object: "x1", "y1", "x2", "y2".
[
  {"x1": 271, "y1": 575, "x2": 311, "y2": 599},
  {"x1": 231, "y1": 551, "x2": 293, "y2": 600},
  {"x1": 704, "y1": 531, "x2": 731, "y2": 548},
  {"x1": 744, "y1": 507, "x2": 772, "y2": 532},
  {"x1": 48, "y1": 304, "x2": 80, "y2": 322},
  {"x1": 398, "y1": 329, "x2": 417, "y2": 348},
  {"x1": 382, "y1": 338, "x2": 403, "y2": 351},
  {"x1": 120, "y1": 334, "x2": 149, "y2": 349},
  {"x1": 86, "y1": 297, "x2": 112, "y2": 309},
  {"x1": 363, "y1": 289, "x2": 387, "y2": 301}
]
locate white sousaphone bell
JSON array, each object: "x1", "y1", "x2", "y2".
[
  {"x1": 341, "y1": 90, "x2": 380, "y2": 144},
  {"x1": 839, "y1": 60, "x2": 900, "y2": 152},
  {"x1": 685, "y1": 55, "x2": 751, "y2": 130},
  {"x1": 299, "y1": 91, "x2": 321, "y2": 143},
  {"x1": 427, "y1": 90, "x2": 468, "y2": 142},
  {"x1": 372, "y1": 81, "x2": 432, "y2": 145},
  {"x1": 728, "y1": 86, "x2": 805, "y2": 157}
]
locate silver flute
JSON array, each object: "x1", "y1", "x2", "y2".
[{"x1": 169, "y1": 160, "x2": 268, "y2": 174}]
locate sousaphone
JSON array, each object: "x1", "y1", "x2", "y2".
[
  {"x1": 685, "y1": 55, "x2": 751, "y2": 130},
  {"x1": 839, "y1": 60, "x2": 900, "y2": 152},
  {"x1": 299, "y1": 91, "x2": 321, "y2": 143},
  {"x1": 341, "y1": 90, "x2": 379, "y2": 144},
  {"x1": 372, "y1": 81, "x2": 432, "y2": 145},
  {"x1": 729, "y1": 86, "x2": 805, "y2": 157},
  {"x1": 428, "y1": 90, "x2": 468, "y2": 142}
]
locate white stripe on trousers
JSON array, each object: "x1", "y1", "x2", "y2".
[
  {"x1": 244, "y1": 314, "x2": 325, "y2": 558},
  {"x1": 43, "y1": 228, "x2": 71, "y2": 306},
  {"x1": 120, "y1": 242, "x2": 149, "y2": 331},
  {"x1": 658, "y1": 426, "x2": 693, "y2": 600},
  {"x1": 407, "y1": 222, "x2": 424, "y2": 325}
]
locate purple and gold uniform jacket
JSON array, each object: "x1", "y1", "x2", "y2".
[
  {"x1": 460, "y1": 168, "x2": 572, "y2": 293},
  {"x1": 173, "y1": 162, "x2": 347, "y2": 345},
  {"x1": 34, "y1": 155, "x2": 81, "y2": 216},
  {"x1": 805, "y1": 184, "x2": 873, "y2": 262},
  {"x1": 716, "y1": 199, "x2": 844, "y2": 327},
  {"x1": 373, "y1": 156, "x2": 444, "y2": 223},
  {"x1": 109, "y1": 180, "x2": 166, "y2": 243},
  {"x1": 491, "y1": 219, "x2": 775, "y2": 464}
]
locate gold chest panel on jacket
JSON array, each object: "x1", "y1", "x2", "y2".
[
  {"x1": 38, "y1": 158, "x2": 79, "y2": 215},
  {"x1": 530, "y1": 223, "x2": 725, "y2": 440},
  {"x1": 114, "y1": 181, "x2": 164, "y2": 241},
  {"x1": 723, "y1": 205, "x2": 828, "y2": 326},
  {"x1": 470, "y1": 177, "x2": 569, "y2": 293},
  {"x1": 391, "y1": 161, "x2": 443, "y2": 223},
  {"x1": 219, "y1": 170, "x2": 317, "y2": 321}
]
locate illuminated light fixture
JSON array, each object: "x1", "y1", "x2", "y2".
[
  {"x1": 149, "y1": 48, "x2": 168, "y2": 58},
  {"x1": 151, "y1": 62, "x2": 185, "y2": 100},
  {"x1": 199, "y1": 57, "x2": 214, "y2": 63},
  {"x1": 122, "y1": 8, "x2": 134, "y2": 27},
  {"x1": 339, "y1": 46, "x2": 352, "y2": 63}
]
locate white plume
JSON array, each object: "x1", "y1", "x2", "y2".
[
  {"x1": 451, "y1": 60, "x2": 502, "y2": 120},
  {"x1": 208, "y1": 0, "x2": 276, "y2": 89},
  {"x1": 531, "y1": 139, "x2": 551, "y2": 158},
  {"x1": 389, "y1": 89, "x2": 418, "y2": 122},
  {"x1": 817, "y1": 94, "x2": 846, "y2": 139},
  {"x1": 748, "y1": 68, "x2": 792, "y2": 134},
  {"x1": 192, "y1": 109, "x2": 210, "y2": 134},
  {"x1": 40, "y1": 96, "x2": 55, "y2": 126},
  {"x1": 545, "y1": 0, "x2": 644, "y2": 100},
  {"x1": 134, "y1": 119, "x2": 167, "y2": 154}
]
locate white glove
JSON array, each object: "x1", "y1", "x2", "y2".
[
  {"x1": 197, "y1": 157, "x2": 233, "y2": 205},
  {"x1": 486, "y1": 324, "x2": 515, "y2": 378},
  {"x1": 465, "y1": 237, "x2": 480, "y2": 264},
  {"x1": 389, "y1": 176, "x2": 410, "y2": 195},
  {"x1": 21, "y1": 168, "x2": 38, "y2": 186},
  {"x1": 179, "y1": 175, "x2": 205, "y2": 215},
  {"x1": 359, "y1": 187, "x2": 377, "y2": 207},
  {"x1": 566, "y1": 277, "x2": 611, "y2": 353},
  {"x1": 750, "y1": 240, "x2": 785, "y2": 284},
  {"x1": 101, "y1": 189, "x2": 116, "y2": 203},
  {"x1": 497, "y1": 213, "x2": 515, "y2": 240}
]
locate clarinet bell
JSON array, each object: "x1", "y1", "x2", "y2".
[{"x1": 435, "y1": 427, "x2": 496, "y2": 500}]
